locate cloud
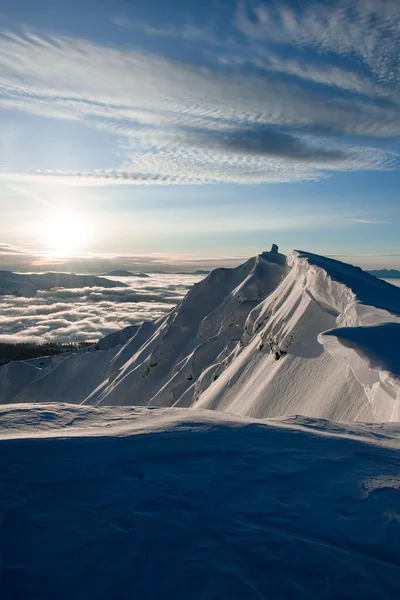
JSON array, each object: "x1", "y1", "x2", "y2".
[
  {"x1": 0, "y1": 274, "x2": 202, "y2": 343},
  {"x1": 347, "y1": 218, "x2": 388, "y2": 224},
  {"x1": 211, "y1": 46, "x2": 389, "y2": 100},
  {"x1": 0, "y1": 245, "x2": 246, "y2": 273},
  {"x1": 190, "y1": 125, "x2": 348, "y2": 162},
  {"x1": 112, "y1": 15, "x2": 225, "y2": 47},
  {"x1": 235, "y1": 0, "x2": 400, "y2": 86},
  {"x1": 0, "y1": 21, "x2": 398, "y2": 186},
  {"x1": 0, "y1": 244, "x2": 23, "y2": 254}
]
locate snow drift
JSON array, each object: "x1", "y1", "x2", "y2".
[
  {"x1": 1, "y1": 247, "x2": 399, "y2": 422},
  {"x1": 1, "y1": 403, "x2": 400, "y2": 599}
]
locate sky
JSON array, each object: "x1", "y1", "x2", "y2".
[{"x1": 0, "y1": 0, "x2": 399, "y2": 271}]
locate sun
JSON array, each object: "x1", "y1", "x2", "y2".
[{"x1": 40, "y1": 211, "x2": 90, "y2": 256}]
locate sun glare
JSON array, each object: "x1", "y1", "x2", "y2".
[{"x1": 40, "y1": 211, "x2": 90, "y2": 256}]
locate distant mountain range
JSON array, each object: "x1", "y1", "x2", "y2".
[
  {"x1": 106, "y1": 269, "x2": 209, "y2": 276},
  {"x1": 0, "y1": 271, "x2": 127, "y2": 296},
  {"x1": 368, "y1": 269, "x2": 400, "y2": 279},
  {"x1": 105, "y1": 270, "x2": 150, "y2": 278},
  {"x1": 178, "y1": 269, "x2": 211, "y2": 275}
]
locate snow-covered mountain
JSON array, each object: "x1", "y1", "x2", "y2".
[
  {"x1": 86, "y1": 246, "x2": 288, "y2": 408},
  {"x1": 185, "y1": 249, "x2": 400, "y2": 422},
  {"x1": 0, "y1": 271, "x2": 127, "y2": 296},
  {"x1": 1, "y1": 246, "x2": 399, "y2": 422}
]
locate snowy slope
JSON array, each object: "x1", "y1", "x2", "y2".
[
  {"x1": 0, "y1": 326, "x2": 140, "y2": 404},
  {"x1": 88, "y1": 247, "x2": 400, "y2": 422},
  {"x1": 0, "y1": 271, "x2": 126, "y2": 296},
  {"x1": 190, "y1": 250, "x2": 400, "y2": 422},
  {"x1": 1, "y1": 403, "x2": 400, "y2": 599},
  {"x1": 86, "y1": 247, "x2": 287, "y2": 407},
  {"x1": 13, "y1": 349, "x2": 121, "y2": 405}
]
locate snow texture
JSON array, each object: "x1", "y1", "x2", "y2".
[{"x1": 0, "y1": 403, "x2": 400, "y2": 599}]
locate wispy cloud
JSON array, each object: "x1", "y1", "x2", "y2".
[
  {"x1": 0, "y1": 243, "x2": 23, "y2": 254},
  {"x1": 347, "y1": 218, "x2": 388, "y2": 224},
  {"x1": 235, "y1": 0, "x2": 400, "y2": 86},
  {"x1": 0, "y1": 16, "x2": 398, "y2": 186},
  {"x1": 111, "y1": 15, "x2": 224, "y2": 47}
]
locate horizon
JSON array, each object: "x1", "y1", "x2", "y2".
[
  {"x1": 0, "y1": 0, "x2": 399, "y2": 271},
  {"x1": 2, "y1": 247, "x2": 400, "y2": 274}
]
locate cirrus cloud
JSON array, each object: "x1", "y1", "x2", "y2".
[{"x1": 0, "y1": 4, "x2": 399, "y2": 187}]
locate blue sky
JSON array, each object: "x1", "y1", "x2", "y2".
[{"x1": 0, "y1": 0, "x2": 399, "y2": 271}]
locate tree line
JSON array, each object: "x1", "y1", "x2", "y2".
[{"x1": 0, "y1": 341, "x2": 93, "y2": 363}]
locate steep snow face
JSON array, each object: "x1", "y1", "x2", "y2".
[
  {"x1": 320, "y1": 324, "x2": 400, "y2": 421},
  {"x1": 1, "y1": 403, "x2": 400, "y2": 599},
  {"x1": 192, "y1": 251, "x2": 400, "y2": 422},
  {"x1": 89, "y1": 250, "x2": 288, "y2": 407}
]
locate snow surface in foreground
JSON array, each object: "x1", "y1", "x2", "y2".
[{"x1": 1, "y1": 403, "x2": 400, "y2": 599}]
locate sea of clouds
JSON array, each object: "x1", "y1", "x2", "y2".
[{"x1": 0, "y1": 274, "x2": 203, "y2": 344}]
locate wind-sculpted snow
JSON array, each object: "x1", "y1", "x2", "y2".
[
  {"x1": 1, "y1": 248, "x2": 400, "y2": 422},
  {"x1": 320, "y1": 323, "x2": 400, "y2": 421},
  {"x1": 292, "y1": 251, "x2": 400, "y2": 317},
  {"x1": 0, "y1": 403, "x2": 400, "y2": 599},
  {"x1": 191, "y1": 250, "x2": 400, "y2": 421}
]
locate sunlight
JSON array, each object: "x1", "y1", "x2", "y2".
[{"x1": 40, "y1": 211, "x2": 91, "y2": 256}]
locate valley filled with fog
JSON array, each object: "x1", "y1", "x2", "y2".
[{"x1": 0, "y1": 273, "x2": 203, "y2": 344}]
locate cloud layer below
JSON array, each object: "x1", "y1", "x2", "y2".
[{"x1": 0, "y1": 274, "x2": 202, "y2": 343}]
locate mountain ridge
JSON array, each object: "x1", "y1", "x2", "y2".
[{"x1": 367, "y1": 268, "x2": 400, "y2": 279}]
